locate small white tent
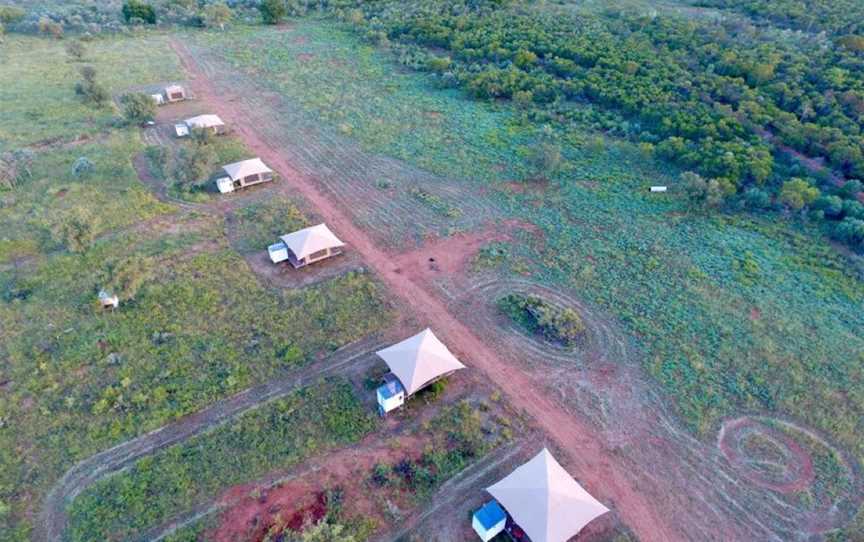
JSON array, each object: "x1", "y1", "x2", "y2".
[
  {"x1": 217, "y1": 158, "x2": 274, "y2": 193},
  {"x1": 486, "y1": 448, "x2": 609, "y2": 542}
]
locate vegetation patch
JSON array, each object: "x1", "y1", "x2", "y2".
[
  {"x1": 229, "y1": 196, "x2": 309, "y2": 254},
  {"x1": 66, "y1": 378, "x2": 377, "y2": 542},
  {"x1": 498, "y1": 293, "x2": 585, "y2": 347}
]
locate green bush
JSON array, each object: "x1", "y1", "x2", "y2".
[{"x1": 498, "y1": 293, "x2": 585, "y2": 346}]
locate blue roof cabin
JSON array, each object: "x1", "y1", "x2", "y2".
[
  {"x1": 472, "y1": 500, "x2": 506, "y2": 542},
  {"x1": 376, "y1": 373, "x2": 405, "y2": 415}
]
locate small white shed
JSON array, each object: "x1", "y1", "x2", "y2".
[
  {"x1": 376, "y1": 373, "x2": 406, "y2": 415},
  {"x1": 472, "y1": 500, "x2": 507, "y2": 542},
  {"x1": 151, "y1": 93, "x2": 166, "y2": 106},
  {"x1": 98, "y1": 290, "x2": 119, "y2": 310},
  {"x1": 650, "y1": 186, "x2": 668, "y2": 193}
]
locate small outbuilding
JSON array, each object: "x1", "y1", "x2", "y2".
[
  {"x1": 151, "y1": 93, "x2": 166, "y2": 106},
  {"x1": 374, "y1": 328, "x2": 466, "y2": 415},
  {"x1": 475, "y1": 448, "x2": 609, "y2": 542},
  {"x1": 164, "y1": 84, "x2": 187, "y2": 103},
  {"x1": 216, "y1": 158, "x2": 274, "y2": 193},
  {"x1": 472, "y1": 500, "x2": 507, "y2": 542},
  {"x1": 184, "y1": 114, "x2": 227, "y2": 135},
  {"x1": 650, "y1": 186, "x2": 668, "y2": 193},
  {"x1": 268, "y1": 223, "x2": 345, "y2": 268},
  {"x1": 98, "y1": 290, "x2": 119, "y2": 310}
]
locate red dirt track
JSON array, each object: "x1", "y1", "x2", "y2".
[{"x1": 169, "y1": 39, "x2": 681, "y2": 541}]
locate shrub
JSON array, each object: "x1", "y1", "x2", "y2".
[
  {"x1": 122, "y1": 1, "x2": 156, "y2": 25},
  {"x1": 65, "y1": 40, "x2": 86, "y2": 61},
  {"x1": 203, "y1": 2, "x2": 232, "y2": 29},
  {"x1": 74, "y1": 66, "x2": 109, "y2": 106},
  {"x1": 174, "y1": 144, "x2": 215, "y2": 188},
  {"x1": 779, "y1": 178, "x2": 820, "y2": 211},
  {"x1": 72, "y1": 156, "x2": 95, "y2": 178},
  {"x1": 52, "y1": 208, "x2": 98, "y2": 253},
  {"x1": 120, "y1": 92, "x2": 156, "y2": 125},
  {"x1": 498, "y1": 293, "x2": 585, "y2": 346}
]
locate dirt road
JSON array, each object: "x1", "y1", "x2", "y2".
[{"x1": 169, "y1": 39, "x2": 681, "y2": 541}]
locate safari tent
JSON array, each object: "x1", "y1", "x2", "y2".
[
  {"x1": 184, "y1": 114, "x2": 226, "y2": 135},
  {"x1": 164, "y1": 84, "x2": 187, "y2": 103},
  {"x1": 268, "y1": 223, "x2": 345, "y2": 268},
  {"x1": 475, "y1": 448, "x2": 609, "y2": 542},
  {"x1": 216, "y1": 158, "x2": 273, "y2": 193},
  {"x1": 375, "y1": 328, "x2": 466, "y2": 414}
]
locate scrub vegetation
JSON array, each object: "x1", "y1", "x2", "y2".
[
  {"x1": 66, "y1": 378, "x2": 375, "y2": 542},
  {"x1": 498, "y1": 293, "x2": 586, "y2": 347}
]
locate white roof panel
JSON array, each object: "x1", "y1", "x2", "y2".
[
  {"x1": 279, "y1": 223, "x2": 344, "y2": 261},
  {"x1": 376, "y1": 329, "x2": 465, "y2": 395},
  {"x1": 487, "y1": 449, "x2": 609, "y2": 542},
  {"x1": 222, "y1": 158, "x2": 272, "y2": 181},
  {"x1": 185, "y1": 114, "x2": 225, "y2": 129}
]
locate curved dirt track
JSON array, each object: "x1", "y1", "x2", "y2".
[
  {"x1": 168, "y1": 39, "x2": 682, "y2": 542},
  {"x1": 35, "y1": 340, "x2": 380, "y2": 542}
]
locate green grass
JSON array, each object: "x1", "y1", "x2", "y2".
[
  {"x1": 188, "y1": 19, "x2": 864, "y2": 475},
  {"x1": 67, "y1": 377, "x2": 377, "y2": 542},
  {"x1": 229, "y1": 195, "x2": 309, "y2": 253}
]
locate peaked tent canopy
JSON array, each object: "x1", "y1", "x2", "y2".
[
  {"x1": 279, "y1": 223, "x2": 345, "y2": 261},
  {"x1": 376, "y1": 328, "x2": 466, "y2": 395},
  {"x1": 222, "y1": 158, "x2": 272, "y2": 182},
  {"x1": 185, "y1": 114, "x2": 225, "y2": 129},
  {"x1": 487, "y1": 448, "x2": 609, "y2": 542}
]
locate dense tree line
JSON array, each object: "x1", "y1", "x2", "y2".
[
  {"x1": 692, "y1": 0, "x2": 864, "y2": 35},
  {"x1": 300, "y1": 0, "x2": 864, "y2": 249}
]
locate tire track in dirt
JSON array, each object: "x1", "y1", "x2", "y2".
[
  {"x1": 35, "y1": 339, "x2": 382, "y2": 542},
  {"x1": 169, "y1": 38, "x2": 682, "y2": 542}
]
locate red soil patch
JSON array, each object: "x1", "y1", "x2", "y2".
[
  {"x1": 171, "y1": 39, "x2": 687, "y2": 542},
  {"x1": 207, "y1": 437, "x2": 425, "y2": 542},
  {"x1": 296, "y1": 53, "x2": 316, "y2": 63},
  {"x1": 390, "y1": 220, "x2": 533, "y2": 280}
]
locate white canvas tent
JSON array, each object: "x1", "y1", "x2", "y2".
[
  {"x1": 164, "y1": 84, "x2": 186, "y2": 102},
  {"x1": 486, "y1": 448, "x2": 609, "y2": 542},
  {"x1": 185, "y1": 114, "x2": 226, "y2": 133},
  {"x1": 376, "y1": 328, "x2": 466, "y2": 396},
  {"x1": 217, "y1": 158, "x2": 274, "y2": 193},
  {"x1": 269, "y1": 223, "x2": 345, "y2": 268}
]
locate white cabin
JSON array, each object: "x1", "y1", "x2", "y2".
[{"x1": 650, "y1": 186, "x2": 668, "y2": 193}]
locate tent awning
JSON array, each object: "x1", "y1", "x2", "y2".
[
  {"x1": 486, "y1": 448, "x2": 609, "y2": 542},
  {"x1": 376, "y1": 328, "x2": 465, "y2": 395}
]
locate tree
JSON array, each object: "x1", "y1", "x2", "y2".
[
  {"x1": 682, "y1": 171, "x2": 724, "y2": 210},
  {"x1": 122, "y1": 0, "x2": 156, "y2": 24},
  {"x1": 120, "y1": 93, "x2": 156, "y2": 124},
  {"x1": 779, "y1": 178, "x2": 820, "y2": 211},
  {"x1": 833, "y1": 218, "x2": 864, "y2": 247},
  {"x1": 175, "y1": 144, "x2": 215, "y2": 188},
  {"x1": 203, "y1": 2, "x2": 232, "y2": 30},
  {"x1": 38, "y1": 17, "x2": 63, "y2": 39},
  {"x1": 0, "y1": 6, "x2": 25, "y2": 25},
  {"x1": 526, "y1": 141, "x2": 563, "y2": 182},
  {"x1": 53, "y1": 209, "x2": 97, "y2": 253},
  {"x1": 66, "y1": 40, "x2": 86, "y2": 61},
  {"x1": 260, "y1": 0, "x2": 286, "y2": 25},
  {"x1": 74, "y1": 66, "x2": 109, "y2": 106}
]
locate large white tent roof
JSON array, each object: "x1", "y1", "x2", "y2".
[
  {"x1": 376, "y1": 328, "x2": 466, "y2": 395},
  {"x1": 185, "y1": 114, "x2": 225, "y2": 129},
  {"x1": 222, "y1": 158, "x2": 272, "y2": 181},
  {"x1": 279, "y1": 223, "x2": 344, "y2": 261},
  {"x1": 487, "y1": 448, "x2": 609, "y2": 542}
]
